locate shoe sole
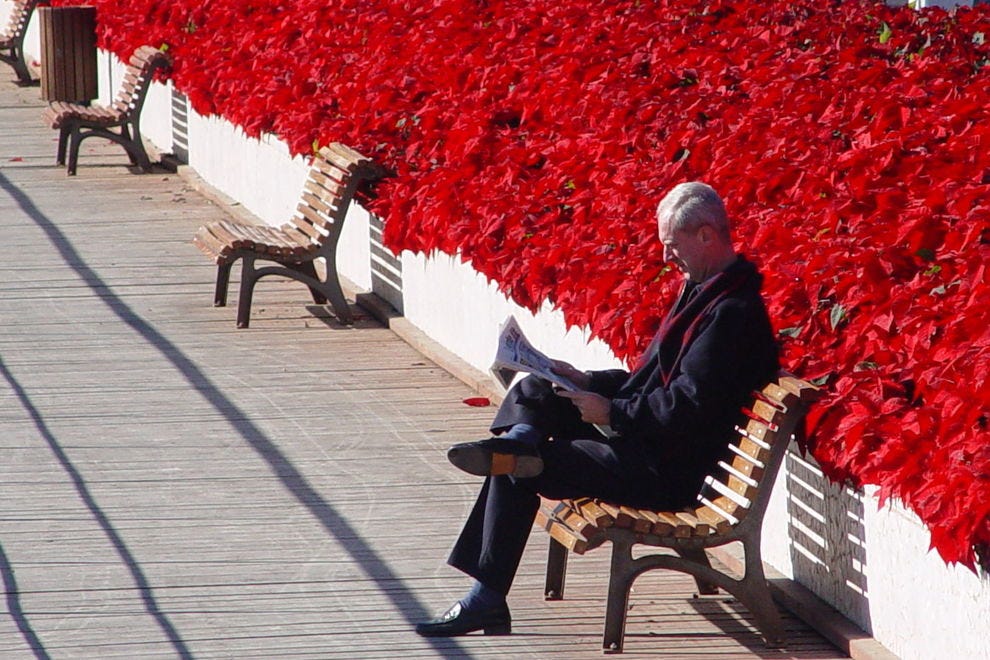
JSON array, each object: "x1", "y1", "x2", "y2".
[
  {"x1": 447, "y1": 446, "x2": 543, "y2": 478},
  {"x1": 415, "y1": 621, "x2": 511, "y2": 637}
]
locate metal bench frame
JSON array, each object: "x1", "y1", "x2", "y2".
[
  {"x1": 537, "y1": 373, "x2": 820, "y2": 653},
  {"x1": 0, "y1": 0, "x2": 39, "y2": 85},
  {"x1": 43, "y1": 45, "x2": 170, "y2": 175},
  {"x1": 193, "y1": 143, "x2": 383, "y2": 328}
]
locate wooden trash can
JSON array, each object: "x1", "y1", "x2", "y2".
[{"x1": 39, "y1": 6, "x2": 97, "y2": 103}]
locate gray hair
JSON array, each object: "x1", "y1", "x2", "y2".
[{"x1": 656, "y1": 182, "x2": 731, "y2": 240}]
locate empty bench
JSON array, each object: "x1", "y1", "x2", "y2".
[
  {"x1": 0, "y1": 0, "x2": 39, "y2": 84},
  {"x1": 193, "y1": 143, "x2": 383, "y2": 327},
  {"x1": 42, "y1": 44, "x2": 170, "y2": 175},
  {"x1": 536, "y1": 373, "x2": 820, "y2": 653}
]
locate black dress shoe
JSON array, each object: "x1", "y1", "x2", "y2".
[
  {"x1": 415, "y1": 601, "x2": 511, "y2": 637},
  {"x1": 447, "y1": 437, "x2": 543, "y2": 478}
]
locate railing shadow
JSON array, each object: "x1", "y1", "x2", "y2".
[
  {"x1": 0, "y1": 355, "x2": 192, "y2": 659},
  {"x1": 0, "y1": 171, "x2": 470, "y2": 658},
  {"x1": 0, "y1": 541, "x2": 50, "y2": 660}
]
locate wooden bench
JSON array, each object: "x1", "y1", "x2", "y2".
[
  {"x1": 0, "y1": 0, "x2": 39, "y2": 85},
  {"x1": 536, "y1": 373, "x2": 820, "y2": 653},
  {"x1": 193, "y1": 143, "x2": 383, "y2": 328},
  {"x1": 41, "y1": 44, "x2": 170, "y2": 175}
]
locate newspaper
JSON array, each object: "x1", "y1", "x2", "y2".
[
  {"x1": 490, "y1": 315, "x2": 580, "y2": 391},
  {"x1": 490, "y1": 316, "x2": 618, "y2": 437}
]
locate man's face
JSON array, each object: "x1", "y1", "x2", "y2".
[{"x1": 659, "y1": 218, "x2": 708, "y2": 282}]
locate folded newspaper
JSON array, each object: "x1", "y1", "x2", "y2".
[
  {"x1": 489, "y1": 316, "x2": 618, "y2": 437},
  {"x1": 490, "y1": 316, "x2": 580, "y2": 391}
]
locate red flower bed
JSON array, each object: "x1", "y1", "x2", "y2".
[{"x1": 56, "y1": 0, "x2": 990, "y2": 568}]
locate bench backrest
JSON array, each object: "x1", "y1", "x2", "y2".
[
  {"x1": 0, "y1": 0, "x2": 37, "y2": 45},
  {"x1": 284, "y1": 143, "x2": 383, "y2": 249},
  {"x1": 110, "y1": 45, "x2": 171, "y2": 117},
  {"x1": 692, "y1": 373, "x2": 819, "y2": 537}
]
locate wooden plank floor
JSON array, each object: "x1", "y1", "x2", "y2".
[{"x1": 0, "y1": 76, "x2": 846, "y2": 659}]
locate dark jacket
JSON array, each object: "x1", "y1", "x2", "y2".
[
  {"x1": 490, "y1": 255, "x2": 778, "y2": 505},
  {"x1": 587, "y1": 255, "x2": 779, "y2": 497}
]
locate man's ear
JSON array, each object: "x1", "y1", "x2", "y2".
[{"x1": 696, "y1": 224, "x2": 715, "y2": 245}]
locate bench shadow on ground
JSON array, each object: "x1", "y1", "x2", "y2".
[
  {"x1": 305, "y1": 303, "x2": 374, "y2": 329},
  {"x1": 0, "y1": 171, "x2": 474, "y2": 659}
]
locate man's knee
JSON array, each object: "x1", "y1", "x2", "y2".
[{"x1": 510, "y1": 374, "x2": 557, "y2": 400}]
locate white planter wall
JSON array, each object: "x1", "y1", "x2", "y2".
[{"x1": 399, "y1": 250, "x2": 623, "y2": 375}]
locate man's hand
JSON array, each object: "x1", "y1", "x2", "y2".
[
  {"x1": 550, "y1": 360, "x2": 591, "y2": 390},
  {"x1": 556, "y1": 390, "x2": 611, "y2": 425}
]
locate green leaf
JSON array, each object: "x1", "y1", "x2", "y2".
[
  {"x1": 779, "y1": 326, "x2": 802, "y2": 338},
  {"x1": 829, "y1": 303, "x2": 847, "y2": 330},
  {"x1": 974, "y1": 32, "x2": 985, "y2": 46},
  {"x1": 878, "y1": 22, "x2": 893, "y2": 45}
]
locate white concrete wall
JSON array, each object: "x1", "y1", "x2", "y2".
[
  {"x1": 400, "y1": 250, "x2": 623, "y2": 376},
  {"x1": 13, "y1": 15, "x2": 989, "y2": 657}
]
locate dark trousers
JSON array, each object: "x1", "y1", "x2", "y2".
[{"x1": 446, "y1": 376, "x2": 680, "y2": 595}]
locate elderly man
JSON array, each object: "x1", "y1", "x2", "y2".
[{"x1": 416, "y1": 182, "x2": 779, "y2": 637}]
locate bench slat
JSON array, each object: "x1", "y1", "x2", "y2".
[
  {"x1": 572, "y1": 498, "x2": 614, "y2": 528},
  {"x1": 620, "y1": 506, "x2": 654, "y2": 534},
  {"x1": 552, "y1": 501, "x2": 601, "y2": 538},
  {"x1": 207, "y1": 222, "x2": 255, "y2": 251},
  {"x1": 300, "y1": 187, "x2": 343, "y2": 221},
  {"x1": 307, "y1": 169, "x2": 348, "y2": 198},
  {"x1": 282, "y1": 214, "x2": 326, "y2": 244},
  {"x1": 724, "y1": 474, "x2": 760, "y2": 503},
  {"x1": 303, "y1": 176, "x2": 347, "y2": 205},
  {"x1": 536, "y1": 508, "x2": 590, "y2": 554},
  {"x1": 192, "y1": 231, "x2": 234, "y2": 263},
  {"x1": 729, "y1": 453, "x2": 766, "y2": 482},
  {"x1": 692, "y1": 503, "x2": 734, "y2": 535},
  {"x1": 295, "y1": 200, "x2": 335, "y2": 235},
  {"x1": 740, "y1": 418, "x2": 772, "y2": 443},
  {"x1": 320, "y1": 142, "x2": 374, "y2": 173},
  {"x1": 703, "y1": 494, "x2": 745, "y2": 522},
  {"x1": 750, "y1": 399, "x2": 786, "y2": 426},
  {"x1": 654, "y1": 511, "x2": 692, "y2": 537},
  {"x1": 674, "y1": 511, "x2": 711, "y2": 536},
  {"x1": 287, "y1": 211, "x2": 327, "y2": 240},
  {"x1": 597, "y1": 502, "x2": 632, "y2": 529}
]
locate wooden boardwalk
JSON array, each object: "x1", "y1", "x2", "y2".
[{"x1": 0, "y1": 76, "x2": 846, "y2": 659}]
